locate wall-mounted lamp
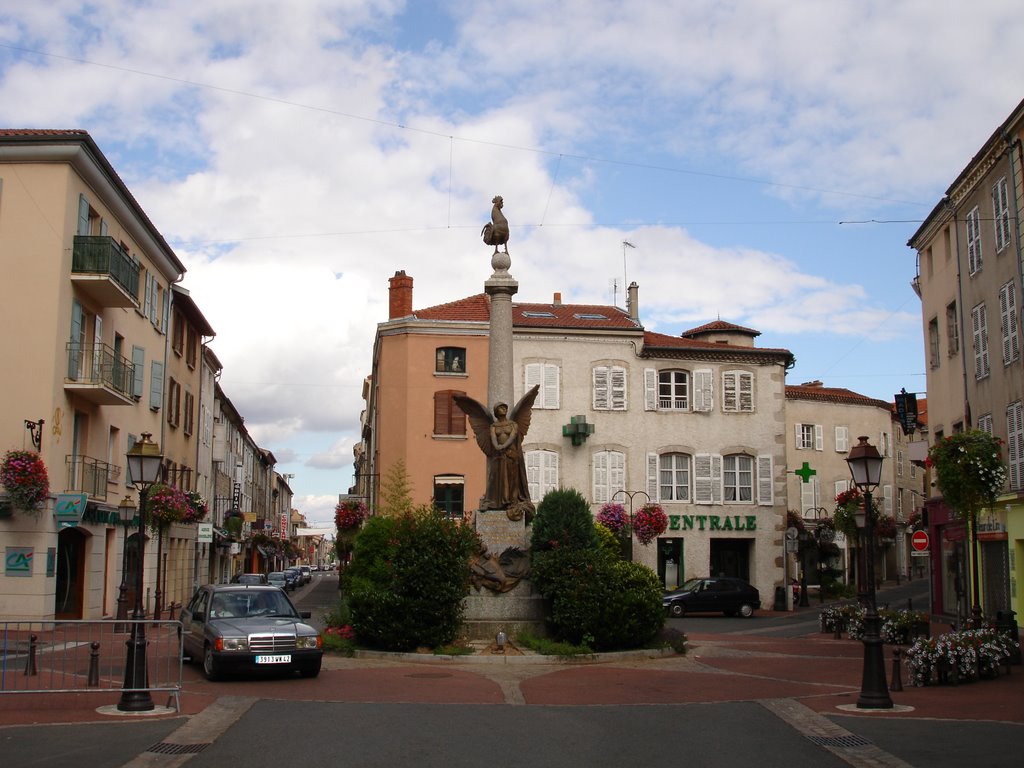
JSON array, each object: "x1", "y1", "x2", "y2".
[{"x1": 24, "y1": 419, "x2": 44, "y2": 451}]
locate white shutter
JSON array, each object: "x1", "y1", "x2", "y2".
[
  {"x1": 1008, "y1": 402, "x2": 1023, "y2": 490},
  {"x1": 710, "y1": 454, "x2": 723, "y2": 504},
  {"x1": 526, "y1": 450, "x2": 541, "y2": 502},
  {"x1": 544, "y1": 364, "x2": 560, "y2": 409},
  {"x1": 814, "y1": 424, "x2": 823, "y2": 451},
  {"x1": 610, "y1": 366, "x2": 627, "y2": 410},
  {"x1": 543, "y1": 451, "x2": 559, "y2": 496},
  {"x1": 883, "y1": 484, "x2": 893, "y2": 515},
  {"x1": 739, "y1": 373, "x2": 753, "y2": 411},
  {"x1": 758, "y1": 455, "x2": 774, "y2": 506},
  {"x1": 800, "y1": 474, "x2": 815, "y2": 512},
  {"x1": 694, "y1": 454, "x2": 713, "y2": 504},
  {"x1": 693, "y1": 369, "x2": 712, "y2": 412},
  {"x1": 1000, "y1": 282, "x2": 1019, "y2": 364},
  {"x1": 644, "y1": 369, "x2": 658, "y2": 411},
  {"x1": 834, "y1": 480, "x2": 848, "y2": 501},
  {"x1": 835, "y1": 426, "x2": 849, "y2": 452},
  {"x1": 593, "y1": 367, "x2": 609, "y2": 410},
  {"x1": 647, "y1": 452, "x2": 659, "y2": 500},
  {"x1": 525, "y1": 363, "x2": 541, "y2": 396},
  {"x1": 722, "y1": 372, "x2": 737, "y2": 411},
  {"x1": 795, "y1": 423, "x2": 803, "y2": 449},
  {"x1": 609, "y1": 451, "x2": 625, "y2": 496},
  {"x1": 973, "y1": 303, "x2": 990, "y2": 378},
  {"x1": 593, "y1": 451, "x2": 609, "y2": 503}
]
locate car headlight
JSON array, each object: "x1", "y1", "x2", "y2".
[
  {"x1": 296, "y1": 635, "x2": 322, "y2": 650},
  {"x1": 215, "y1": 637, "x2": 248, "y2": 652}
]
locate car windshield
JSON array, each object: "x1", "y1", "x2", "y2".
[
  {"x1": 209, "y1": 591, "x2": 298, "y2": 619},
  {"x1": 679, "y1": 578, "x2": 704, "y2": 592}
]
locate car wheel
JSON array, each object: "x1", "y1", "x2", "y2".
[
  {"x1": 669, "y1": 603, "x2": 686, "y2": 618},
  {"x1": 299, "y1": 660, "x2": 322, "y2": 678},
  {"x1": 202, "y1": 645, "x2": 221, "y2": 681},
  {"x1": 739, "y1": 603, "x2": 755, "y2": 618}
]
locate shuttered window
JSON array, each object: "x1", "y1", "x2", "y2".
[
  {"x1": 993, "y1": 177, "x2": 1011, "y2": 252},
  {"x1": 1007, "y1": 401, "x2": 1023, "y2": 490},
  {"x1": 593, "y1": 365, "x2": 627, "y2": 411},
  {"x1": 722, "y1": 370, "x2": 753, "y2": 412},
  {"x1": 972, "y1": 302, "x2": 990, "y2": 379},
  {"x1": 526, "y1": 450, "x2": 559, "y2": 502},
  {"x1": 999, "y1": 280, "x2": 1019, "y2": 365},
  {"x1": 966, "y1": 206, "x2": 982, "y2": 275},
  {"x1": 433, "y1": 390, "x2": 466, "y2": 436},
  {"x1": 525, "y1": 363, "x2": 560, "y2": 409},
  {"x1": 593, "y1": 450, "x2": 625, "y2": 503}
]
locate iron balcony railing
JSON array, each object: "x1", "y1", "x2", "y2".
[
  {"x1": 66, "y1": 342, "x2": 136, "y2": 398},
  {"x1": 66, "y1": 455, "x2": 112, "y2": 501},
  {"x1": 72, "y1": 235, "x2": 140, "y2": 298}
]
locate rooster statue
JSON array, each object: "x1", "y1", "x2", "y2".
[{"x1": 481, "y1": 195, "x2": 509, "y2": 254}]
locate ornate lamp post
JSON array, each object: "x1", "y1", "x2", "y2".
[
  {"x1": 611, "y1": 489, "x2": 650, "y2": 562},
  {"x1": 117, "y1": 432, "x2": 163, "y2": 712},
  {"x1": 114, "y1": 495, "x2": 136, "y2": 632},
  {"x1": 846, "y1": 436, "x2": 893, "y2": 710}
]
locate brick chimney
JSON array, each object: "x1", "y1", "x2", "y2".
[
  {"x1": 553, "y1": 292, "x2": 562, "y2": 306},
  {"x1": 389, "y1": 270, "x2": 413, "y2": 319}
]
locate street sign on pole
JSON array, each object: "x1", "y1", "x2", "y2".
[{"x1": 911, "y1": 530, "x2": 929, "y2": 551}]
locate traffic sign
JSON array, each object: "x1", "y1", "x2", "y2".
[
  {"x1": 911, "y1": 530, "x2": 929, "y2": 551},
  {"x1": 785, "y1": 527, "x2": 799, "y2": 541}
]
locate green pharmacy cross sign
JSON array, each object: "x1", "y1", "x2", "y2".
[
  {"x1": 794, "y1": 462, "x2": 816, "y2": 484},
  {"x1": 562, "y1": 415, "x2": 595, "y2": 446}
]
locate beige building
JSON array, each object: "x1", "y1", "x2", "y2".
[
  {"x1": 908, "y1": 98, "x2": 1023, "y2": 624},
  {"x1": 362, "y1": 273, "x2": 794, "y2": 600}
]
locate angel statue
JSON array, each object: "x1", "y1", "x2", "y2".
[{"x1": 454, "y1": 385, "x2": 539, "y2": 520}]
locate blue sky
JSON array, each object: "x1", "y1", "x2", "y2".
[{"x1": 2, "y1": 1, "x2": 1022, "y2": 526}]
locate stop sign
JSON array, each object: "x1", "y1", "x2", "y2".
[{"x1": 911, "y1": 530, "x2": 930, "y2": 551}]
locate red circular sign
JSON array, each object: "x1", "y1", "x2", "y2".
[{"x1": 911, "y1": 530, "x2": 930, "y2": 551}]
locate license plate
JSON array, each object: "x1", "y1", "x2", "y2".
[{"x1": 255, "y1": 654, "x2": 291, "y2": 664}]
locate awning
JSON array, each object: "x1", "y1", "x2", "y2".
[{"x1": 434, "y1": 475, "x2": 464, "y2": 485}]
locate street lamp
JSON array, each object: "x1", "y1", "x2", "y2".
[
  {"x1": 846, "y1": 436, "x2": 893, "y2": 710},
  {"x1": 118, "y1": 432, "x2": 163, "y2": 712},
  {"x1": 611, "y1": 489, "x2": 650, "y2": 562},
  {"x1": 114, "y1": 495, "x2": 136, "y2": 631}
]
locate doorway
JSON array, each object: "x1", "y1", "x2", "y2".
[
  {"x1": 709, "y1": 539, "x2": 751, "y2": 581},
  {"x1": 55, "y1": 527, "x2": 88, "y2": 619},
  {"x1": 657, "y1": 538, "x2": 683, "y2": 589}
]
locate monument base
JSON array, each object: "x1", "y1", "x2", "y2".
[{"x1": 462, "y1": 508, "x2": 547, "y2": 640}]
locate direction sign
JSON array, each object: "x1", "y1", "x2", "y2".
[{"x1": 911, "y1": 530, "x2": 930, "y2": 551}]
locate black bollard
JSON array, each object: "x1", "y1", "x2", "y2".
[
  {"x1": 833, "y1": 620, "x2": 843, "y2": 640},
  {"x1": 88, "y1": 641, "x2": 101, "y2": 687},
  {"x1": 24, "y1": 633, "x2": 38, "y2": 676},
  {"x1": 890, "y1": 647, "x2": 903, "y2": 692}
]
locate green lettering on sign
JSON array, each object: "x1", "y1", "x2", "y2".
[
  {"x1": 720, "y1": 515, "x2": 733, "y2": 530},
  {"x1": 669, "y1": 515, "x2": 681, "y2": 531},
  {"x1": 682, "y1": 515, "x2": 695, "y2": 530},
  {"x1": 696, "y1": 516, "x2": 707, "y2": 530},
  {"x1": 746, "y1": 515, "x2": 757, "y2": 531},
  {"x1": 709, "y1": 516, "x2": 721, "y2": 530}
]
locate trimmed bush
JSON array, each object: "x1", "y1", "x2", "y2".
[
  {"x1": 342, "y1": 508, "x2": 479, "y2": 651},
  {"x1": 530, "y1": 488, "x2": 598, "y2": 552}
]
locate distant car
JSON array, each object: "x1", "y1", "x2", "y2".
[
  {"x1": 283, "y1": 568, "x2": 301, "y2": 590},
  {"x1": 267, "y1": 572, "x2": 288, "y2": 590},
  {"x1": 298, "y1": 565, "x2": 312, "y2": 584},
  {"x1": 231, "y1": 573, "x2": 267, "y2": 585},
  {"x1": 663, "y1": 577, "x2": 761, "y2": 618},
  {"x1": 179, "y1": 584, "x2": 323, "y2": 681}
]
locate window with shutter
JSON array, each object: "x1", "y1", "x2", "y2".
[
  {"x1": 433, "y1": 390, "x2": 466, "y2": 436},
  {"x1": 610, "y1": 367, "x2": 627, "y2": 410},
  {"x1": 593, "y1": 451, "x2": 608, "y2": 503},
  {"x1": 593, "y1": 367, "x2": 609, "y2": 410},
  {"x1": 722, "y1": 371, "x2": 753, "y2": 412},
  {"x1": 526, "y1": 450, "x2": 559, "y2": 501},
  {"x1": 999, "y1": 281, "x2": 1019, "y2": 365},
  {"x1": 525, "y1": 363, "x2": 560, "y2": 408},
  {"x1": 131, "y1": 346, "x2": 145, "y2": 399},
  {"x1": 1007, "y1": 401, "x2": 1023, "y2": 490},
  {"x1": 149, "y1": 360, "x2": 164, "y2": 410},
  {"x1": 966, "y1": 206, "x2": 982, "y2": 275},
  {"x1": 723, "y1": 454, "x2": 753, "y2": 502},
  {"x1": 835, "y1": 425, "x2": 849, "y2": 452},
  {"x1": 993, "y1": 177, "x2": 1011, "y2": 252},
  {"x1": 593, "y1": 366, "x2": 626, "y2": 410},
  {"x1": 658, "y1": 453, "x2": 690, "y2": 501},
  {"x1": 655, "y1": 369, "x2": 689, "y2": 410},
  {"x1": 800, "y1": 475, "x2": 816, "y2": 512},
  {"x1": 692, "y1": 369, "x2": 713, "y2": 412},
  {"x1": 972, "y1": 302, "x2": 990, "y2": 379},
  {"x1": 757, "y1": 455, "x2": 773, "y2": 506}
]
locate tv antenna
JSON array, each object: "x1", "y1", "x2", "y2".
[{"x1": 622, "y1": 240, "x2": 636, "y2": 293}]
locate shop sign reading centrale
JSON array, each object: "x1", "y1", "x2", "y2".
[{"x1": 668, "y1": 514, "x2": 757, "y2": 532}]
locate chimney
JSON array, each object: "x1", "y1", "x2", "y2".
[
  {"x1": 553, "y1": 292, "x2": 562, "y2": 306},
  {"x1": 389, "y1": 270, "x2": 413, "y2": 319},
  {"x1": 627, "y1": 281, "x2": 639, "y2": 321}
]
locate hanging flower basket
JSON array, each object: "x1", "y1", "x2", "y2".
[
  {"x1": 334, "y1": 499, "x2": 368, "y2": 531},
  {"x1": 182, "y1": 491, "x2": 208, "y2": 524},
  {"x1": 1, "y1": 449, "x2": 50, "y2": 515},
  {"x1": 596, "y1": 502, "x2": 629, "y2": 534},
  {"x1": 145, "y1": 483, "x2": 190, "y2": 530},
  {"x1": 633, "y1": 503, "x2": 668, "y2": 545}
]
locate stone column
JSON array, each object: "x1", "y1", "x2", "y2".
[{"x1": 484, "y1": 250, "x2": 517, "y2": 412}]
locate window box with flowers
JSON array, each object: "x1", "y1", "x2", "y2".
[{"x1": 1, "y1": 449, "x2": 51, "y2": 517}]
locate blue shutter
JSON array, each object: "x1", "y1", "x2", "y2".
[
  {"x1": 68, "y1": 299, "x2": 83, "y2": 378},
  {"x1": 132, "y1": 346, "x2": 145, "y2": 398},
  {"x1": 150, "y1": 360, "x2": 164, "y2": 410},
  {"x1": 77, "y1": 194, "x2": 90, "y2": 235}
]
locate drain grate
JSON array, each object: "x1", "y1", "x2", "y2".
[
  {"x1": 806, "y1": 734, "x2": 873, "y2": 749},
  {"x1": 147, "y1": 742, "x2": 211, "y2": 755}
]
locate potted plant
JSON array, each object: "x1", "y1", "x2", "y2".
[{"x1": 1, "y1": 449, "x2": 50, "y2": 516}]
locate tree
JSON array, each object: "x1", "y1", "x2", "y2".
[{"x1": 378, "y1": 459, "x2": 413, "y2": 518}]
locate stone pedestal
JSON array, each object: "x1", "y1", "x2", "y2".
[{"x1": 461, "y1": 509, "x2": 547, "y2": 640}]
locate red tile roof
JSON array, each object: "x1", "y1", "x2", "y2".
[
  {"x1": 682, "y1": 319, "x2": 761, "y2": 338},
  {"x1": 412, "y1": 295, "x2": 641, "y2": 330},
  {"x1": 642, "y1": 330, "x2": 793, "y2": 358},
  {"x1": 414, "y1": 294, "x2": 490, "y2": 321},
  {"x1": 785, "y1": 383, "x2": 891, "y2": 410}
]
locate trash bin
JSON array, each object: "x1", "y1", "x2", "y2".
[
  {"x1": 773, "y1": 586, "x2": 787, "y2": 611},
  {"x1": 995, "y1": 610, "x2": 1021, "y2": 665}
]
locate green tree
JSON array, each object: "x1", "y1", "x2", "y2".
[
  {"x1": 378, "y1": 459, "x2": 413, "y2": 518},
  {"x1": 530, "y1": 488, "x2": 598, "y2": 552}
]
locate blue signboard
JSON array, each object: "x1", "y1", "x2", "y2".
[{"x1": 55, "y1": 493, "x2": 87, "y2": 527}]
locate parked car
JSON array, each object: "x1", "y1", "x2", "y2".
[
  {"x1": 179, "y1": 584, "x2": 323, "y2": 681},
  {"x1": 267, "y1": 572, "x2": 289, "y2": 590},
  {"x1": 298, "y1": 565, "x2": 312, "y2": 584},
  {"x1": 283, "y1": 568, "x2": 301, "y2": 591},
  {"x1": 662, "y1": 577, "x2": 761, "y2": 618},
  {"x1": 231, "y1": 573, "x2": 267, "y2": 585}
]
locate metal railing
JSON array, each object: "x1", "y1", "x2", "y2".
[
  {"x1": 66, "y1": 342, "x2": 136, "y2": 398},
  {"x1": 72, "y1": 235, "x2": 140, "y2": 297},
  {"x1": 65, "y1": 455, "x2": 113, "y2": 501},
  {"x1": 0, "y1": 620, "x2": 183, "y2": 711}
]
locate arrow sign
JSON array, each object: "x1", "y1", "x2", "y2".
[{"x1": 911, "y1": 530, "x2": 929, "y2": 551}]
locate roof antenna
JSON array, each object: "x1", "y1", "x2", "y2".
[{"x1": 622, "y1": 240, "x2": 636, "y2": 296}]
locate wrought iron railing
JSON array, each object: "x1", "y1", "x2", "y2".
[
  {"x1": 66, "y1": 342, "x2": 136, "y2": 398},
  {"x1": 72, "y1": 235, "x2": 140, "y2": 298},
  {"x1": 66, "y1": 455, "x2": 112, "y2": 501}
]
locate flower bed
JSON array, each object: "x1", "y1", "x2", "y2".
[
  {"x1": 819, "y1": 605, "x2": 929, "y2": 644},
  {"x1": 905, "y1": 628, "x2": 1017, "y2": 686}
]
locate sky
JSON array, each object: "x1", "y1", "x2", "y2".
[{"x1": 2, "y1": 1, "x2": 1023, "y2": 527}]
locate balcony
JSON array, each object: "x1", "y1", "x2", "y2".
[
  {"x1": 65, "y1": 342, "x2": 136, "y2": 405},
  {"x1": 71, "y1": 236, "x2": 139, "y2": 308},
  {"x1": 65, "y1": 455, "x2": 112, "y2": 502}
]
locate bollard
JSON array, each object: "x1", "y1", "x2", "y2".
[
  {"x1": 24, "y1": 633, "x2": 38, "y2": 676},
  {"x1": 87, "y1": 641, "x2": 101, "y2": 687},
  {"x1": 833, "y1": 619, "x2": 843, "y2": 640},
  {"x1": 890, "y1": 647, "x2": 903, "y2": 692}
]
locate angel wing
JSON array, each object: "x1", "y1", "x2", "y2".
[
  {"x1": 452, "y1": 393, "x2": 496, "y2": 456},
  {"x1": 509, "y1": 384, "x2": 541, "y2": 440}
]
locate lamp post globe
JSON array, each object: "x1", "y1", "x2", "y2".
[
  {"x1": 117, "y1": 432, "x2": 163, "y2": 712},
  {"x1": 846, "y1": 436, "x2": 893, "y2": 710}
]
